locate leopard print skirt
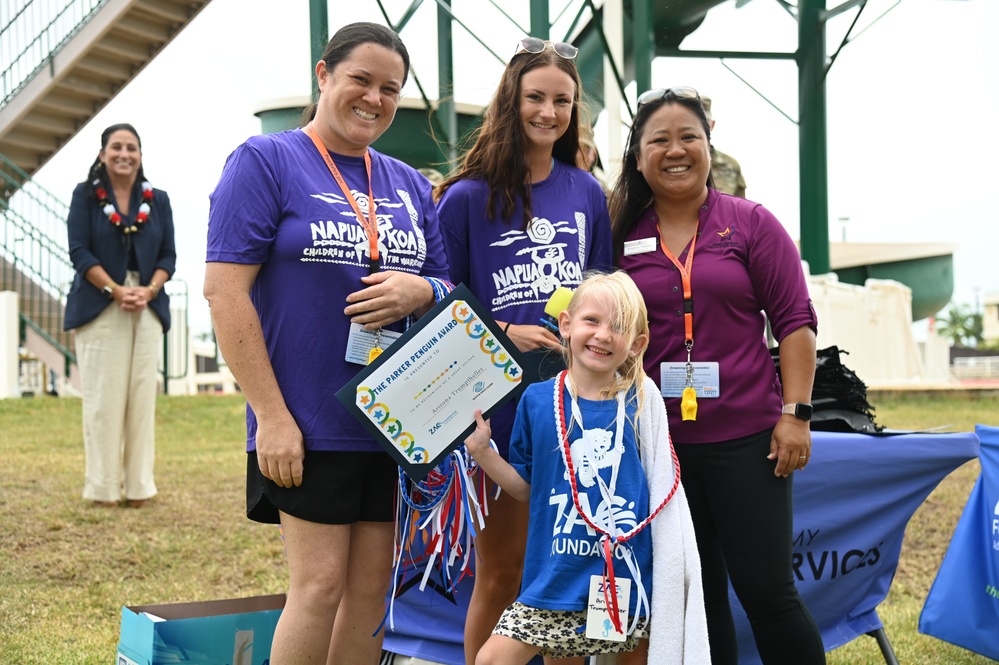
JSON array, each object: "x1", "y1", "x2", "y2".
[{"x1": 493, "y1": 601, "x2": 649, "y2": 659}]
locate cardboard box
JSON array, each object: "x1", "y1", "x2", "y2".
[{"x1": 116, "y1": 594, "x2": 285, "y2": 665}]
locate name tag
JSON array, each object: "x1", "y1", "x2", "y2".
[
  {"x1": 345, "y1": 323, "x2": 402, "y2": 365},
  {"x1": 585, "y1": 575, "x2": 630, "y2": 642},
  {"x1": 623, "y1": 237, "x2": 657, "y2": 256},
  {"x1": 660, "y1": 361, "x2": 721, "y2": 398}
]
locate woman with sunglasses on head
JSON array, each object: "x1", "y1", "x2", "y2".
[
  {"x1": 205, "y1": 23, "x2": 450, "y2": 665},
  {"x1": 435, "y1": 37, "x2": 613, "y2": 665},
  {"x1": 610, "y1": 87, "x2": 824, "y2": 665}
]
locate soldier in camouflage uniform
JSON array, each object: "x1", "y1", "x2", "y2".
[
  {"x1": 578, "y1": 123, "x2": 613, "y2": 199},
  {"x1": 703, "y1": 95, "x2": 747, "y2": 198}
]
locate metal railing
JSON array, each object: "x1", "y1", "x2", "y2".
[
  {"x1": 1, "y1": 0, "x2": 108, "y2": 109},
  {"x1": 0, "y1": 152, "x2": 76, "y2": 365},
  {"x1": 952, "y1": 356, "x2": 999, "y2": 381}
]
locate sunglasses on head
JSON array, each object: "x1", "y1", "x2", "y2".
[
  {"x1": 513, "y1": 36, "x2": 578, "y2": 60},
  {"x1": 636, "y1": 87, "x2": 701, "y2": 109}
]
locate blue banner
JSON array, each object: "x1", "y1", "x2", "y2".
[
  {"x1": 919, "y1": 424, "x2": 999, "y2": 660},
  {"x1": 729, "y1": 430, "x2": 979, "y2": 662},
  {"x1": 383, "y1": 431, "x2": 980, "y2": 663}
]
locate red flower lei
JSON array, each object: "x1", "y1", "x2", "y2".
[{"x1": 93, "y1": 179, "x2": 153, "y2": 235}]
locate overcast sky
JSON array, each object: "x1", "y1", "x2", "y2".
[{"x1": 29, "y1": 0, "x2": 999, "y2": 337}]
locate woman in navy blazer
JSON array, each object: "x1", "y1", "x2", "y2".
[{"x1": 64, "y1": 123, "x2": 176, "y2": 508}]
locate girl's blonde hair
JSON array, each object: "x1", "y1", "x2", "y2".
[{"x1": 561, "y1": 271, "x2": 650, "y2": 408}]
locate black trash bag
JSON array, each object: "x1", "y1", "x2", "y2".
[{"x1": 771, "y1": 345, "x2": 884, "y2": 434}]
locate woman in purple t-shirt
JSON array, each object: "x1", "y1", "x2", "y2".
[
  {"x1": 610, "y1": 88, "x2": 824, "y2": 665},
  {"x1": 205, "y1": 23, "x2": 449, "y2": 665},
  {"x1": 435, "y1": 38, "x2": 613, "y2": 664}
]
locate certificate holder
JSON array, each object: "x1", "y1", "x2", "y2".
[{"x1": 336, "y1": 284, "x2": 526, "y2": 481}]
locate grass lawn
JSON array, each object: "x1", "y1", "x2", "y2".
[{"x1": 0, "y1": 391, "x2": 996, "y2": 664}]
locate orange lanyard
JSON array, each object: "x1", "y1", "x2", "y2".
[
  {"x1": 306, "y1": 124, "x2": 379, "y2": 272},
  {"x1": 657, "y1": 217, "x2": 700, "y2": 419},
  {"x1": 656, "y1": 218, "x2": 699, "y2": 346},
  {"x1": 656, "y1": 216, "x2": 701, "y2": 420}
]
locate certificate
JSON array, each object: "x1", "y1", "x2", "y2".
[{"x1": 336, "y1": 284, "x2": 526, "y2": 481}]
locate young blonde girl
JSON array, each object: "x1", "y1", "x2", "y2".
[{"x1": 465, "y1": 271, "x2": 709, "y2": 665}]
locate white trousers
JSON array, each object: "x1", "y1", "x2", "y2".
[{"x1": 75, "y1": 272, "x2": 161, "y2": 502}]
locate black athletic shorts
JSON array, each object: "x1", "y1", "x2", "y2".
[{"x1": 246, "y1": 449, "x2": 397, "y2": 525}]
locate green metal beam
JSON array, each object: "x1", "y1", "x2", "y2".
[
  {"x1": 822, "y1": 0, "x2": 866, "y2": 22},
  {"x1": 656, "y1": 48, "x2": 796, "y2": 61},
  {"x1": 437, "y1": 0, "x2": 457, "y2": 167},
  {"x1": 309, "y1": 0, "x2": 329, "y2": 103},
  {"x1": 632, "y1": 0, "x2": 653, "y2": 95},
  {"x1": 530, "y1": 0, "x2": 549, "y2": 39},
  {"x1": 798, "y1": 0, "x2": 830, "y2": 274}
]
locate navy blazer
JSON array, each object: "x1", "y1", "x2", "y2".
[{"x1": 63, "y1": 180, "x2": 177, "y2": 332}]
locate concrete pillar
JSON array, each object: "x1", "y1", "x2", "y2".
[{"x1": 0, "y1": 292, "x2": 20, "y2": 398}]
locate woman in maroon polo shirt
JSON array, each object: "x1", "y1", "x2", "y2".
[{"x1": 610, "y1": 87, "x2": 824, "y2": 665}]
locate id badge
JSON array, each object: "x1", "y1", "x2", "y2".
[
  {"x1": 660, "y1": 361, "x2": 720, "y2": 398},
  {"x1": 345, "y1": 323, "x2": 402, "y2": 365},
  {"x1": 622, "y1": 237, "x2": 658, "y2": 256},
  {"x1": 585, "y1": 575, "x2": 630, "y2": 642}
]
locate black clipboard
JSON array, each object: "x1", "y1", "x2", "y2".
[{"x1": 335, "y1": 284, "x2": 526, "y2": 481}]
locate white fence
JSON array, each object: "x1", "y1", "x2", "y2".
[{"x1": 952, "y1": 356, "x2": 999, "y2": 381}]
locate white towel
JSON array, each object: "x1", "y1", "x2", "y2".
[{"x1": 595, "y1": 377, "x2": 711, "y2": 664}]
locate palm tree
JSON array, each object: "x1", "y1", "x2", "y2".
[{"x1": 935, "y1": 303, "x2": 983, "y2": 348}]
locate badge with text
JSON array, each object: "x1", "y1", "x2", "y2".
[
  {"x1": 345, "y1": 323, "x2": 403, "y2": 366},
  {"x1": 336, "y1": 284, "x2": 525, "y2": 481},
  {"x1": 585, "y1": 575, "x2": 630, "y2": 642},
  {"x1": 622, "y1": 237, "x2": 658, "y2": 256},
  {"x1": 660, "y1": 361, "x2": 721, "y2": 398}
]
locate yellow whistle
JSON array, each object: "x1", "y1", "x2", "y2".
[
  {"x1": 367, "y1": 346, "x2": 384, "y2": 364},
  {"x1": 681, "y1": 387, "x2": 698, "y2": 421}
]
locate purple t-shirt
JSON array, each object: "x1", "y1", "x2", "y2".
[
  {"x1": 438, "y1": 160, "x2": 613, "y2": 452},
  {"x1": 617, "y1": 189, "x2": 817, "y2": 444},
  {"x1": 207, "y1": 129, "x2": 450, "y2": 452}
]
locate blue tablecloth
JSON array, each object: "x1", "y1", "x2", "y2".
[
  {"x1": 731, "y1": 430, "x2": 980, "y2": 662},
  {"x1": 918, "y1": 425, "x2": 999, "y2": 660},
  {"x1": 383, "y1": 431, "x2": 981, "y2": 664}
]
